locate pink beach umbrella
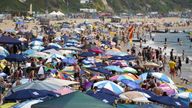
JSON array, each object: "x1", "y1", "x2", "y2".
[
  {"x1": 159, "y1": 83, "x2": 177, "y2": 96},
  {"x1": 53, "y1": 87, "x2": 74, "y2": 95}
]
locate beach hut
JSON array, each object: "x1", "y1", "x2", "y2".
[{"x1": 31, "y1": 91, "x2": 113, "y2": 108}]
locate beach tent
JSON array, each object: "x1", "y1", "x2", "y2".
[
  {"x1": 0, "y1": 36, "x2": 21, "y2": 45},
  {"x1": 31, "y1": 91, "x2": 113, "y2": 108}
]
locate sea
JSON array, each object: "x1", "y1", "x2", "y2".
[{"x1": 141, "y1": 32, "x2": 192, "y2": 80}]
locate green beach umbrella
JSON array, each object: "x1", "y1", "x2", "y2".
[{"x1": 122, "y1": 67, "x2": 138, "y2": 74}]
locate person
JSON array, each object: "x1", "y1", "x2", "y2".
[
  {"x1": 182, "y1": 50, "x2": 185, "y2": 61},
  {"x1": 170, "y1": 49, "x2": 174, "y2": 61},
  {"x1": 112, "y1": 34, "x2": 119, "y2": 46},
  {"x1": 177, "y1": 57, "x2": 182, "y2": 76},
  {"x1": 168, "y1": 60, "x2": 176, "y2": 79}
]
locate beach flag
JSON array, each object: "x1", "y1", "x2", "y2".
[{"x1": 128, "y1": 26, "x2": 134, "y2": 46}]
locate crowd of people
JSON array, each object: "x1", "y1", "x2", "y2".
[{"x1": 0, "y1": 18, "x2": 190, "y2": 107}]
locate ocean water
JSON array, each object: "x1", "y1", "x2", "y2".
[{"x1": 141, "y1": 33, "x2": 192, "y2": 80}]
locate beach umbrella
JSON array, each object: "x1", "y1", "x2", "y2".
[
  {"x1": 31, "y1": 91, "x2": 113, "y2": 108},
  {"x1": 122, "y1": 67, "x2": 138, "y2": 73},
  {"x1": 5, "y1": 54, "x2": 27, "y2": 62},
  {"x1": 10, "y1": 80, "x2": 63, "y2": 93},
  {"x1": 119, "y1": 91, "x2": 151, "y2": 103},
  {"x1": 43, "y1": 78, "x2": 79, "y2": 86},
  {"x1": 18, "y1": 37, "x2": 27, "y2": 42},
  {"x1": 47, "y1": 43, "x2": 62, "y2": 49},
  {"x1": 139, "y1": 72, "x2": 174, "y2": 84},
  {"x1": 67, "y1": 39, "x2": 79, "y2": 43},
  {"x1": 23, "y1": 49, "x2": 37, "y2": 55},
  {"x1": 89, "y1": 47, "x2": 103, "y2": 54},
  {"x1": 31, "y1": 46, "x2": 45, "y2": 51},
  {"x1": 0, "y1": 46, "x2": 9, "y2": 56},
  {"x1": 28, "y1": 52, "x2": 49, "y2": 59},
  {"x1": 63, "y1": 47, "x2": 81, "y2": 51},
  {"x1": 143, "y1": 62, "x2": 160, "y2": 68},
  {"x1": 13, "y1": 100, "x2": 43, "y2": 108},
  {"x1": 53, "y1": 87, "x2": 74, "y2": 95},
  {"x1": 86, "y1": 88, "x2": 119, "y2": 105},
  {"x1": 87, "y1": 67, "x2": 112, "y2": 75},
  {"x1": 79, "y1": 52, "x2": 96, "y2": 57},
  {"x1": 105, "y1": 51, "x2": 127, "y2": 56},
  {"x1": 43, "y1": 49, "x2": 62, "y2": 55},
  {"x1": 117, "y1": 75, "x2": 135, "y2": 81},
  {"x1": 111, "y1": 61, "x2": 128, "y2": 67},
  {"x1": 50, "y1": 54, "x2": 64, "y2": 59},
  {"x1": 0, "y1": 72, "x2": 7, "y2": 77},
  {"x1": 62, "y1": 57, "x2": 77, "y2": 65},
  {"x1": 5, "y1": 89, "x2": 58, "y2": 101},
  {"x1": 104, "y1": 65, "x2": 123, "y2": 72},
  {"x1": 90, "y1": 75, "x2": 105, "y2": 81},
  {"x1": 177, "y1": 92, "x2": 192, "y2": 100},
  {"x1": 121, "y1": 79, "x2": 140, "y2": 89},
  {"x1": 29, "y1": 41, "x2": 43, "y2": 46},
  {"x1": 59, "y1": 50, "x2": 73, "y2": 55},
  {"x1": 159, "y1": 83, "x2": 177, "y2": 96},
  {"x1": 0, "y1": 55, "x2": 5, "y2": 60},
  {"x1": 94, "y1": 80, "x2": 124, "y2": 94}
]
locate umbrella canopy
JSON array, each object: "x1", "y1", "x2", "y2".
[
  {"x1": 50, "y1": 54, "x2": 64, "y2": 59},
  {"x1": 0, "y1": 36, "x2": 21, "y2": 45},
  {"x1": 5, "y1": 54, "x2": 27, "y2": 62},
  {"x1": 43, "y1": 49, "x2": 61, "y2": 55},
  {"x1": 89, "y1": 47, "x2": 103, "y2": 54},
  {"x1": 121, "y1": 79, "x2": 140, "y2": 89},
  {"x1": 139, "y1": 72, "x2": 174, "y2": 84},
  {"x1": 117, "y1": 75, "x2": 135, "y2": 81},
  {"x1": 28, "y1": 52, "x2": 49, "y2": 59},
  {"x1": 5, "y1": 89, "x2": 58, "y2": 101},
  {"x1": 177, "y1": 92, "x2": 192, "y2": 100},
  {"x1": 47, "y1": 43, "x2": 62, "y2": 49},
  {"x1": 29, "y1": 41, "x2": 43, "y2": 46},
  {"x1": 23, "y1": 49, "x2": 37, "y2": 55},
  {"x1": 86, "y1": 88, "x2": 119, "y2": 105},
  {"x1": 13, "y1": 100, "x2": 43, "y2": 108},
  {"x1": 53, "y1": 87, "x2": 74, "y2": 95},
  {"x1": 159, "y1": 83, "x2": 177, "y2": 96},
  {"x1": 43, "y1": 78, "x2": 79, "y2": 86},
  {"x1": 79, "y1": 52, "x2": 96, "y2": 57},
  {"x1": 31, "y1": 46, "x2": 45, "y2": 51},
  {"x1": 87, "y1": 67, "x2": 112, "y2": 75},
  {"x1": 119, "y1": 91, "x2": 151, "y2": 103},
  {"x1": 105, "y1": 51, "x2": 127, "y2": 56},
  {"x1": 10, "y1": 80, "x2": 63, "y2": 93},
  {"x1": 122, "y1": 67, "x2": 138, "y2": 73},
  {"x1": 0, "y1": 46, "x2": 9, "y2": 56},
  {"x1": 63, "y1": 47, "x2": 81, "y2": 51},
  {"x1": 31, "y1": 91, "x2": 113, "y2": 108},
  {"x1": 94, "y1": 80, "x2": 124, "y2": 94},
  {"x1": 62, "y1": 57, "x2": 77, "y2": 65},
  {"x1": 90, "y1": 75, "x2": 105, "y2": 81},
  {"x1": 104, "y1": 65, "x2": 123, "y2": 72}
]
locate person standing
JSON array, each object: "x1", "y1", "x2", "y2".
[
  {"x1": 177, "y1": 57, "x2": 182, "y2": 76},
  {"x1": 170, "y1": 49, "x2": 174, "y2": 61},
  {"x1": 168, "y1": 60, "x2": 176, "y2": 79}
]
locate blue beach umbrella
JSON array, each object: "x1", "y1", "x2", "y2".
[
  {"x1": 23, "y1": 49, "x2": 37, "y2": 55},
  {"x1": 31, "y1": 46, "x2": 45, "y2": 51},
  {"x1": 104, "y1": 65, "x2": 123, "y2": 73},
  {"x1": 29, "y1": 41, "x2": 43, "y2": 46},
  {"x1": 139, "y1": 72, "x2": 174, "y2": 84},
  {"x1": 0, "y1": 46, "x2": 9, "y2": 56},
  {"x1": 0, "y1": 55, "x2": 5, "y2": 60},
  {"x1": 79, "y1": 52, "x2": 96, "y2": 57},
  {"x1": 62, "y1": 57, "x2": 77, "y2": 65},
  {"x1": 48, "y1": 43, "x2": 62, "y2": 49},
  {"x1": 121, "y1": 79, "x2": 140, "y2": 89},
  {"x1": 87, "y1": 67, "x2": 112, "y2": 75},
  {"x1": 5, "y1": 54, "x2": 27, "y2": 62},
  {"x1": 93, "y1": 80, "x2": 124, "y2": 94},
  {"x1": 5, "y1": 89, "x2": 58, "y2": 101}
]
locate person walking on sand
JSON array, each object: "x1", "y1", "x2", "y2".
[{"x1": 177, "y1": 57, "x2": 182, "y2": 76}]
